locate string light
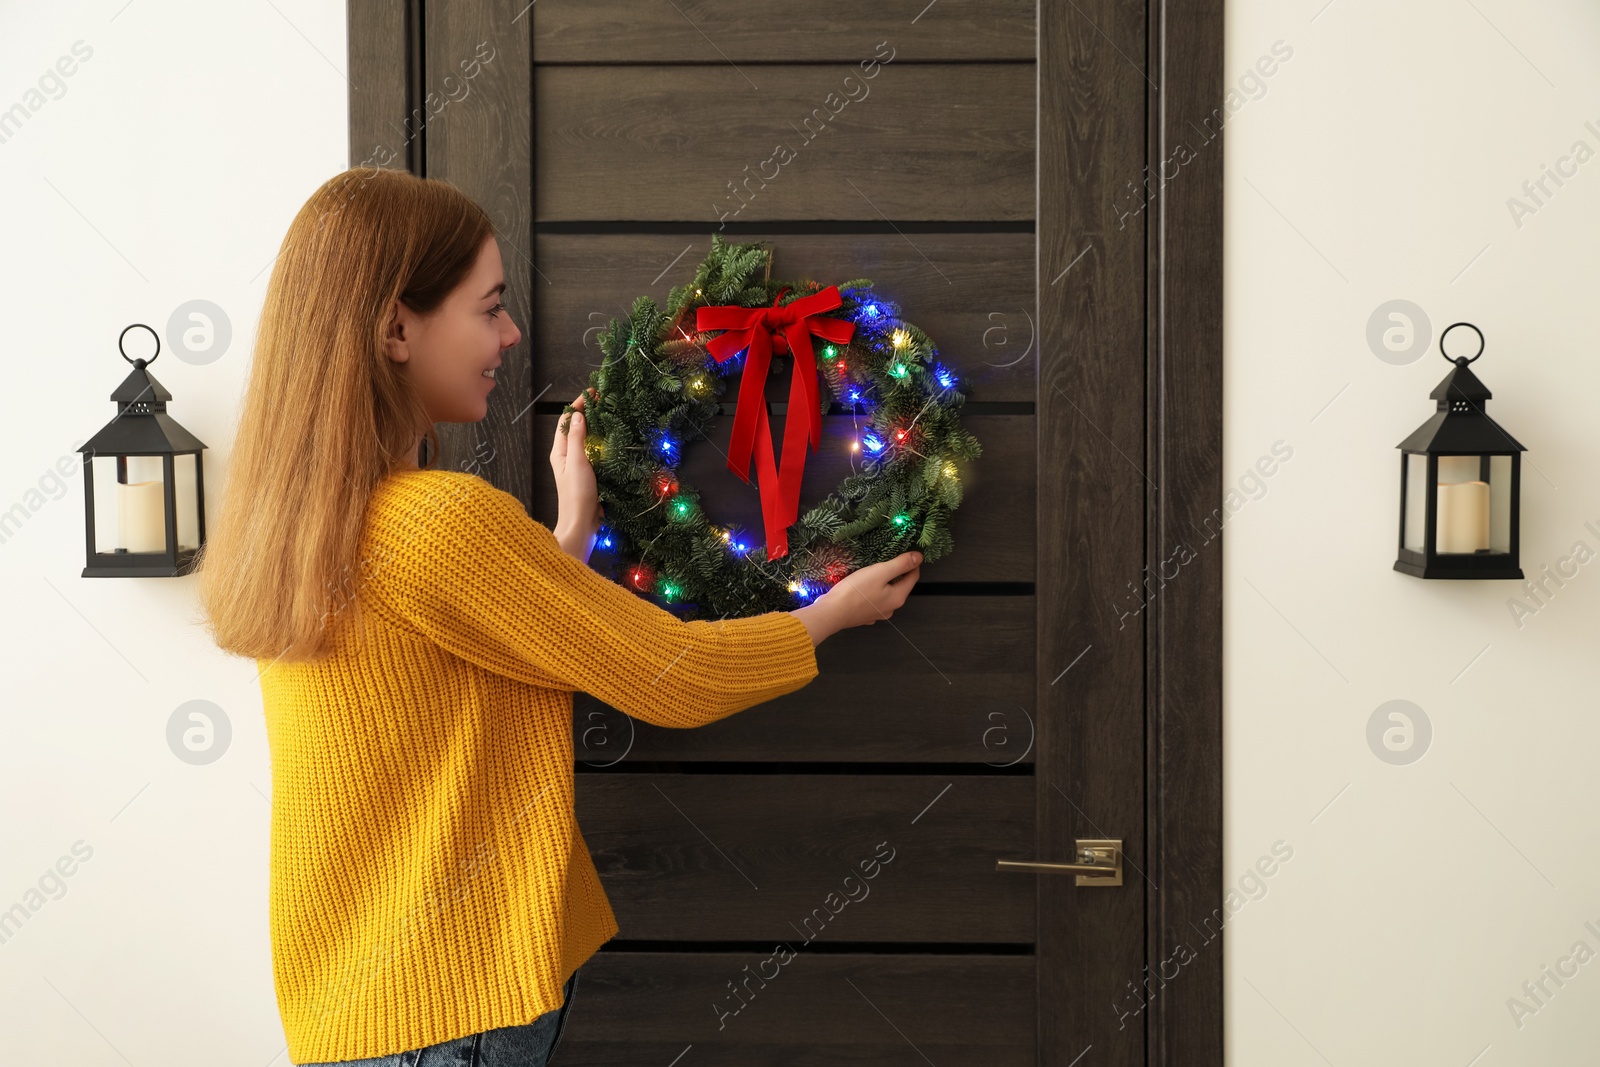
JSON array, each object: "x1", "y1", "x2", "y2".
[
  {"x1": 935, "y1": 364, "x2": 956, "y2": 388},
  {"x1": 891, "y1": 329, "x2": 909, "y2": 348},
  {"x1": 892, "y1": 513, "x2": 911, "y2": 527},
  {"x1": 597, "y1": 527, "x2": 613, "y2": 549},
  {"x1": 863, "y1": 303, "x2": 880, "y2": 318},
  {"x1": 669, "y1": 495, "x2": 694, "y2": 521},
  {"x1": 862, "y1": 432, "x2": 884, "y2": 454},
  {"x1": 823, "y1": 345, "x2": 836, "y2": 358},
  {"x1": 943, "y1": 463, "x2": 957, "y2": 479},
  {"x1": 889, "y1": 361, "x2": 908, "y2": 379},
  {"x1": 659, "y1": 579, "x2": 682, "y2": 601}
]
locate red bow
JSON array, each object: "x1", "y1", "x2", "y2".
[{"x1": 696, "y1": 286, "x2": 855, "y2": 559}]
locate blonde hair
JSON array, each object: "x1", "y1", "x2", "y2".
[{"x1": 196, "y1": 167, "x2": 493, "y2": 662}]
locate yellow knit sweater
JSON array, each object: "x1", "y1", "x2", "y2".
[{"x1": 257, "y1": 468, "x2": 819, "y2": 1064}]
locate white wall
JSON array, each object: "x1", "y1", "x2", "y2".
[
  {"x1": 8, "y1": 0, "x2": 1600, "y2": 1063},
  {"x1": 1225, "y1": 1, "x2": 1600, "y2": 1063},
  {"x1": 0, "y1": 3, "x2": 346, "y2": 1063}
]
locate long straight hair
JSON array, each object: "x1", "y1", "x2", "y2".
[{"x1": 197, "y1": 167, "x2": 493, "y2": 662}]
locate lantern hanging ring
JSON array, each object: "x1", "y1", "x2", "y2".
[
  {"x1": 119, "y1": 322, "x2": 160, "y2": 367},
  {"x1": 1438, "y1": 321, "x2": 1484, "y2": 366}
]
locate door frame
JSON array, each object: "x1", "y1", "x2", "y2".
[
  {"x1": 1035, "y1": 1, "x2": 1224, "y2": 1062},
  {"x1": 347, "y1": 1, "x2": 1225, "y2": 1061},
  {"x1": 1147, "y1": 1, "x2": 1226, "y2": 1058}
]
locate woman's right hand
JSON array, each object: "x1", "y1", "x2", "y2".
[{"x1": 792, "y1": 551, "x2": 923, "y2": 647}]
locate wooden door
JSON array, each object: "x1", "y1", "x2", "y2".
[{"x1": 348, "y1": 1, "x2": 1223, "y2": 1063}]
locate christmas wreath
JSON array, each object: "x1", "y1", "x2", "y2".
[{"x1": 565, "y1": 235, "x2": 980, "y2": 620}]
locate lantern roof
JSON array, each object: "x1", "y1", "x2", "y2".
[
  {"x1": 1397, "y1": 358, "x2": 1525, "y2": 454},
  {"x1": 78, "y1": 360, "x2": 208, "y2": 456}
]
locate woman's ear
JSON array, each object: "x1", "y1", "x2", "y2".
[{"x1": 383, "y1": 299, "x2": 411, "y2": 364}]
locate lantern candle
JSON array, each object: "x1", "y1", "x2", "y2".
[
  {"x1": 118, "y1": 480, "x2": 167, "y2": 552},
  {"x1": 1435, "y1": 480, "x2": 1489, "y2": 553}
]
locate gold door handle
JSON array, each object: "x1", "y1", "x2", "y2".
[{"x1": 995, "y1": 838, "x2": 1123, "y2": 887}]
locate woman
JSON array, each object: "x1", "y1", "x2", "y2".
[{"x1": 196, "y1": 167, "x2": 922, "y2": 1067}]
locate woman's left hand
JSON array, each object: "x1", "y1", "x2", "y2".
[{"x1": 551, "y1": 389, "x2": 603, "y2": 561}]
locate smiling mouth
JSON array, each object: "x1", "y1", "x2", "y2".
[{"x1": 482, "y1": 368, "x2": 496, "y2": 379}]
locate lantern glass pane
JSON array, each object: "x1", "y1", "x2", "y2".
[
  {"x1": 1437, "y1": 455, "x2": 1479, "y2": 483},
  {"x1": 1403, "y1": 453, "x2": 1427, "y2": 552},
  {"x1": 92, "y1": 454, "x2": 168, "y2": 554},
  {"x1": 1489, "y1": 454, "x2": 1512, "y2": 553},
  {"x1": 174, "y1": 453, "x2": 200, "y2": 552},
  {"x1": 1435, "y1": 453, "x2": 1491, "y2": 555}
]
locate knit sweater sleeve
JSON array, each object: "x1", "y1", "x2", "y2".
[{"x1": 364, "y1": 471, "x2": 819, "y2": 727}]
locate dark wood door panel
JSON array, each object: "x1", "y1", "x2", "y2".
[
  {"x1": 353, "y1": 0, "x2": 1226, "y2": 1056},
  {"x1": 577, "y1": 773, "x2": 1035, "y2": 941},
  {"x1": 529, "y1": 414, "x2": 1034, "y2": 583},
  {"x1": 559, "y1": 951, "x2": 1035, "y2": 1066},
  {"x1": 532, "y1": 232, "x2": 1037, "y2": 404},
  {"x1": 534, "y1": 2, "x2": 1036, "y2": 64},
  {"x1": 534, "y1": 64, "x2": 1035, "y2": 222},
  {"x1": 574, "y1": 594, "x2": 1035, "y2": 763}
]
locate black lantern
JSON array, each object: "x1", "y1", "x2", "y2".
[
  {"x1": 1394, "y1": 322, "x2": 1524, "y2": 580},
  {"x1": 79, "y1": 324, "x2": 208, "y2": 577}
]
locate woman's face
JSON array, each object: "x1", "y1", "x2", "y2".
[{"x1": 385, "y1": 234, "x2": 522, "y2": 424}]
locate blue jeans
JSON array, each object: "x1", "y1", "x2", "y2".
[{"x1": 299, "y1": 969, "x2": 579, "y2": 1067}]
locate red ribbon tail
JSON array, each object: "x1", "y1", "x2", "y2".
[
  {"x1": 753, "y1": 406, "x2": 789, "y2": 559},
  {"x1": 725, "y1": 330, "x2": 771, "y2": 485},
  {"x1": 777, "y1": 322, "x2": 822, "y2": 533}
]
